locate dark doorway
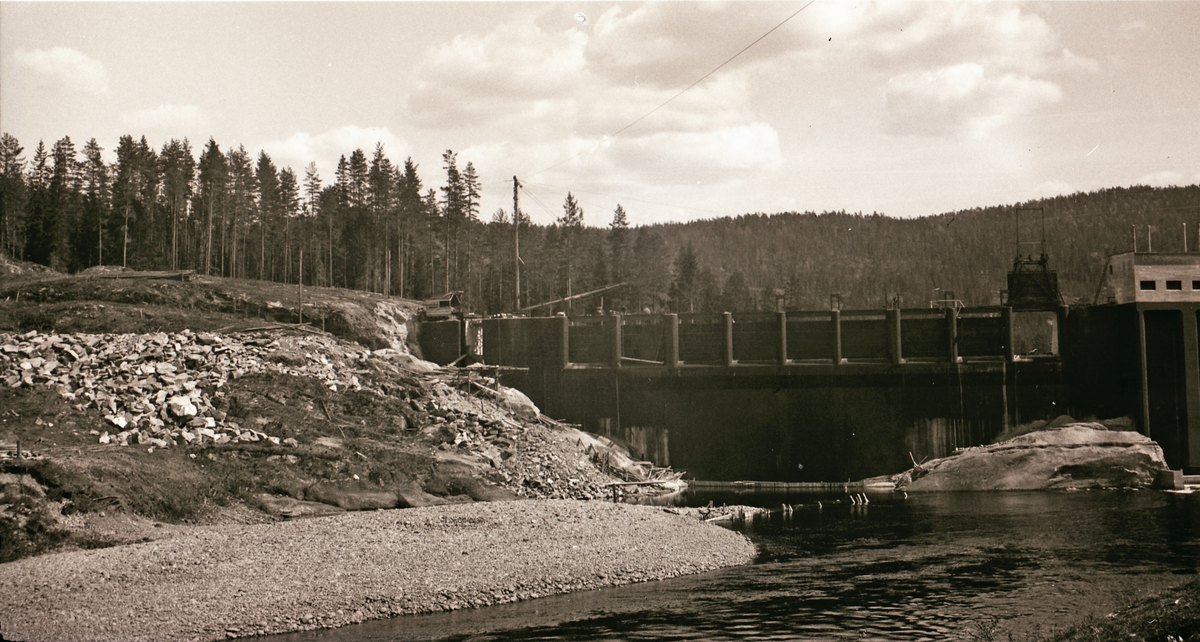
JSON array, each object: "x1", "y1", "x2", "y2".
[{"x1": 1144, "y1": 310, "x2": 1186, "y2": 468}]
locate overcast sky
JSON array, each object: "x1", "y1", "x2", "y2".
[{"x1": 2, "y1": 1, "x2": 1197, "y2": 226}]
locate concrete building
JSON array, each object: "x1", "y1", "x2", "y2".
[
  {"x1": 1098, "y1": 252, "x2": 1200, "y2": 305},
  {"x1": 1077, "y1": 251, "x2": 1200, "y2": 471}
]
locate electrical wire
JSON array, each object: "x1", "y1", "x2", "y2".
[{"x1": 529, "y1": 0, "x2": 818, "y2": 178}]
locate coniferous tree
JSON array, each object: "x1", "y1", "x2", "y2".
[
  {"x1": 722, "y1": 270, "x2": 753, "y2": 312},
  {"x1": 195, "y1": 139, "x2": 226, "y2": 276},
  {"x1": 225, "y1": 146, "x2": 256, "y2": 278},
  {"x1": 557, "y1": 192, "x2": 585, "y2": 307},
  {"x1": 0, "y1": 133, "x2": 27, "y2": 258},
  {"x1": 255, "y1": 151, "x2": 281, "y2": 280},
  {"x1": 279, "y1": 166, "x2": 299, "y2": 283},
  {"x1": 159, "y1": 139, "x2": 194, "y2": 271},
  {"x1": 25, "y1": 136, "x2": 82, "y2": 270},
  {"x1": 396, "y1": 158, "x2": 423, "y2": 298},
  {"x1": 367, "y1": 144, "x2": 395, "y2": 293},
  {"x1": 112, "y1": 136, "x2": 160, "y2": 269},
  {"x1": 440, "y1": 150, "x2": 464, "y2": 292},
  {"x1": 669, "y1": 242, "x2": 702, "y2": 313},
  {"x1": 78, "y1": 138, "x2": 110, "y2": 269},
  {"x1": 300, "y1": 162, "x2": 322, "y2": 286},
  {"x1": 423, "y1": 187, "x2": 440, "y2": 297}
]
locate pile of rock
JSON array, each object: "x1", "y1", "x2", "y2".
[
  {"x1": 0, "y1": 329, "x2": 372, "y2": 450},
  {"x1": 411, "y1": 386, "x2": 614, "y2": 500}
]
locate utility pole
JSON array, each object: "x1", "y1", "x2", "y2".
[
  {"x1": 513, "y1": 176, "x2": 521, "y2": 313},
  {"x1": 298, "y1": 249, "x2": 304, "y2": 324}
]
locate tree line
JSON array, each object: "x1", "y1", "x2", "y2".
[{"x1": 1, "y1": 131, "x2": 1197, "y2": 315}]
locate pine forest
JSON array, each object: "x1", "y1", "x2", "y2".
[{"x1": 1, "y1": 132, "x2": 1197, "y2": 316}]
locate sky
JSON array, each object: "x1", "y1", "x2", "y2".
[{"x1": 2, "y1": 1, "x2": 1198, "y2": 227}]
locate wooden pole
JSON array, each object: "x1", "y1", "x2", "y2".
[
  {"x1": 298, "y1": 249, "x2": 304, "y2": 324},
  {"x1": 724, "y1": 312, "x2": 735, "y2": 367},
  {"x1": 513, "y1": 177, "x2": 521, "y2": 313},
  {"x1": 666, "y1": 313, "x2": 679, "y2": 368}
]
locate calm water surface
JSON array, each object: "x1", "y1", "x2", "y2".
[{"x1": 262, "y1": 490, "x2": 1200, "y2": 641}]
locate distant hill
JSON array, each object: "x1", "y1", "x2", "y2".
[{"x1": 603, "y1": 184, "x2": 1200, "y2": 312}]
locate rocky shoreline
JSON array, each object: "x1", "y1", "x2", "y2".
[{"x1": 0, "y1": 500, "x2": 756, "y2": 642}]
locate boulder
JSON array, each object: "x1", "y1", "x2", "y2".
[
  {"x1": 167, "y1": 395, "x2": 197, "y2": 418},
  {"x1": 899, "y1": 422, "x2": 1168, "y2": 491},
  {"x1": 253, "y1": 494, "x2": 345, "y2": 519},
  {"x1": 392, "y1": 481, "x2": 452, "y2": 508},
  {"x1": 304, "y1": 481, "x2": 401, "y2": 511},
  {"x1": 496, "y1": 387, "x2": 540, "y2": 421}
]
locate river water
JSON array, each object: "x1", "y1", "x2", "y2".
[{"x1": 261, "y1": 489, "x2": 1200, "y2": 641}]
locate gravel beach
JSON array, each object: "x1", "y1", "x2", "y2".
[{"x1": 0, "y1": 500, "x2": 756, "y2": 642}]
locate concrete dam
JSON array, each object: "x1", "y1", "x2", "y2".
[{"x1": 416, "y1": 251, "x2": 1200, "y2": 482}]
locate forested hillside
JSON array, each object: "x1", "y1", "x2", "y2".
[{"x1": 1, "y1": 131, "x2": 1197, "y2": 314}]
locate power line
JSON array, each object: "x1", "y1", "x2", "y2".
[
  {"x1": 530, "y1": 0, "x2": 818, "y2": 178},
  {"x1": 515, "y1": 183, "x2": 561, "y2": 223}
]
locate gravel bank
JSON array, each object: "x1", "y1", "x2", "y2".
[{"x1": 0, "y1": 500, "x2": 755, "y2": 641}]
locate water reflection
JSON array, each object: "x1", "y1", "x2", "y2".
[{"x1": 258, "y1": 490, "x2": 1200, "y2": 641}]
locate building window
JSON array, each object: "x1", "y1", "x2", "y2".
[
  {"x1": 1140, "y1": 280, "x2": 1157, "y2": 290},
  {"x1": 1193, "y1": 280, "x2": 1200, "y2": 290},
  {"x1": 1167, "y1": 280, "x2": 1183, "y2": 290}
]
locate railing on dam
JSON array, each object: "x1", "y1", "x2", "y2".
[{"x1": 482, "y1": 306, "x2": 1061, "y2": 370}]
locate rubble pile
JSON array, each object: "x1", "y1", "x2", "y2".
[
  {"x1": 412, "y1": 377, "x2": 645, "y2": 500},
  {"x1": 1, "y1": 327, "x2": 673, "y2": 506},
  {"x1": 498, "y1": 426, "x2": 616, "y2": 500},
  {"x1": 0, "y1": 329, "x2": 374, "y2": 449}
]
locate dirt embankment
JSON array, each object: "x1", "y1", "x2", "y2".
[
  {"x1": 0, "y1": 266, "x2": 421, "y2": 351},
  {"x1": 0, "y1": 268, "x2": 681, "y2": 564}
]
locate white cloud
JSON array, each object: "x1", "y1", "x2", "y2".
[
  {"x1": 611, "y1": 123, "x2": 783, "y2": 180},
  {"x1": 885, "y1": 64, "x2": 1061, "y2": 138},
  {"x1": 13, "y1": 46, "x2": 110, "y2": 96},
  {"x1": 405, "y1": 18, "x2": 587, "y2": 130},
  {"x1": 584, "y1": 3, "x2": 788, "y2": 88},
  {"x1": 120, "y1": 104, "x2": 205, "y2": 132},
  {"x1": 1137, "y1": 171, "x2": 1186, "y2": 188},
  {"x1": 260, "y1": 126, "x2": 409, "y2": 178},
  {"x1": 778, "y1": 3, "x2": 1095, "y2": 139}
]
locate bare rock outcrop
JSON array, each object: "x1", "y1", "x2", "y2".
[{"x1": 896, "y1": 422, "x2": 1168, "y2": 491}]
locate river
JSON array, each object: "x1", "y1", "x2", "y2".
[{"x1": 259, "y1": 489, "x2": 1200, "y2": 641}]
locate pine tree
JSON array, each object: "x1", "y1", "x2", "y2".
[
  {"x1": 279, "y1": 166, "x2": 299, "y2": 283},
  {"x1": 557, "y1": 192, "x2": 585, "y2": 307},
  {"x1": 112, "y1": 136, "x2": 160, "y2": 269},
  {"x1": 368, "y1": 144, "x2": 396, "y2": 293},
  {"x1": 0, "y1": 133, "x2": 27, "y2": 258},
  {"x1": 302, "y1": 162, "x2": 323, "y2": 286},
  {"x1": 255, "y1": 151, "x2": 281, "y2": 280},
  {"x1": 25, "y1": 136, "x2": 82, "y2": 269},
  {"x1": 159, "y1": 139, "x2": 194, "y2": 271},
  {"x1": 440, "y1": 150, "x2": 464, "y2": 292},
  {"x1": 196, "y1": 139, "x2": 226, "y2": 276},
  {"x1": 609, "y1": 204, "x2": 631, "y2": 309},
  {"x1": 79, "y1": 138, "x2": 110, "y2": 269},
  {"x1": 669, "y1": 242, "x2": 701, "y2": 313},
  {"x1": 225, "y1": 146, "x2": 256, "y2": 279},
  {"x1": 396, "y1": 158, "x2": 423, "y2": 298}
]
